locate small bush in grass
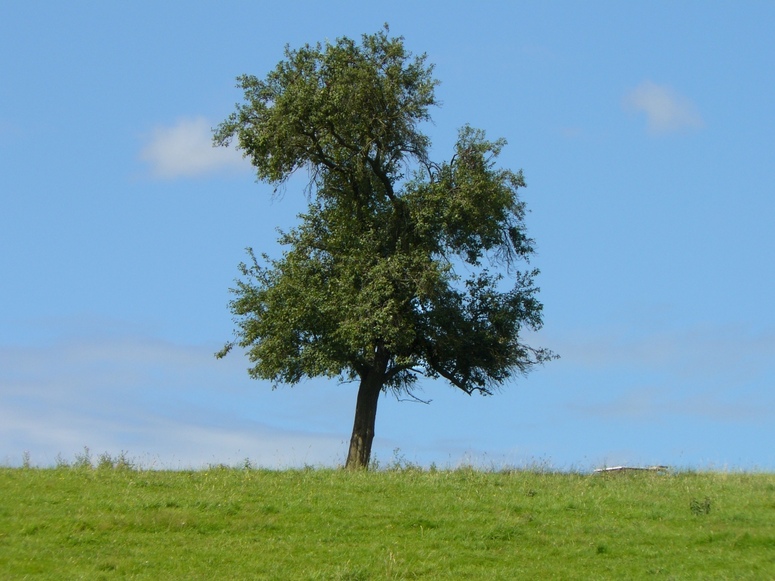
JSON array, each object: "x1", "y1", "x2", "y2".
[{"x1": 690, "y1": 496, "x2": 712, "y2": 515}]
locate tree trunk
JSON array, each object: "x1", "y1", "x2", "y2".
[{"x1": 345, "y1": 370, "x2": 383, "y2": 469}]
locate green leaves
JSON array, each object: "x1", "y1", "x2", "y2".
[
  {"x1": 216, "y1": 27, "x2": 554, "y2": 396},
  {"x1": 213, "y1": 26, "x2": 437, "y2": 197},
  {"x1": 403, "y1": 126, "x2": 532, "y2": 267}
]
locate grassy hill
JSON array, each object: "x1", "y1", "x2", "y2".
[{"x1": 2, "y1": 459, "x2": 774, "y2": 579}]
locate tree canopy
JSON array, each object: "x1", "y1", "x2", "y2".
[{"x1": 215, "y1": 27, "x2": 555, "y2": 468}]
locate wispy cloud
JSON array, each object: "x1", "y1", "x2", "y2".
[
  {"x1": 545, "y1": 322, "x2": 775, "y2": 423},
  {"x1": 139, "y1": 117, "x2": 249, "y2": 179},
  {"x1": 0, "y1": 327, "x2": 353, "y2": 468},
  {"x1": 555, "y1": 323, "x2": 775, "y2": 379},
  {"x1": 0, "y1": 119, "x2": 22, "y2": 139},
  {"x1": 568, "y1": 384, "x2": 774, "y2": 424},
  {"x1": 624, "y1": 81, "x2": 705, "y2": 135}
]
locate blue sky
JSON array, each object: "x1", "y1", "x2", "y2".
[{"x1": 2, "y1": 1, "x2": 774, "y2": 470}]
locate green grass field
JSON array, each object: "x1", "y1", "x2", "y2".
[{"x1": 1, "y1": 458, "x2": 774, "y2": 579}]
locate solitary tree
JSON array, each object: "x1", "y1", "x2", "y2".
[{"x1": 215, "y1": 27, "x2": 555, "y2": 469}]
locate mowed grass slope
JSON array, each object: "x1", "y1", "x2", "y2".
[{"x1": 1, "y1": 464, "x2": 774, "y2": 579}]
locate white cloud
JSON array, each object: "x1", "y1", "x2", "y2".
[
  {"x1": 546, "y1": 323, "x2": 775, "y2": 424},
  {"x1": 555, "y1": 323, "x2": 775, "y2": 381},
  {"x1": 568, "y1": 384, "x2": 774, "y2": 424},
  {"x1": 139, "y1": 117, "x2": 250, "y2": 179},
  {"x1": 0, "y1": 119, "x2": 22, "y2": 139},
  {"x1": 0, "y1": 330, "x2": 354, "y2": 468},
  {"x1": 624, "y1": 81, "x2": 705, "y2": 134}
]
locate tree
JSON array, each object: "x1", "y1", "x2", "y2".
[{"x1": 214, "y1": 27, "x2": 555, "y2": 469}]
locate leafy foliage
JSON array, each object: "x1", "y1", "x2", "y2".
[{"x1": 215, "y1": 27, "x2": 554, "y2": 401}]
